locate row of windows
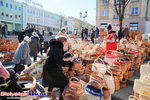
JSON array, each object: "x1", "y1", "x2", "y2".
[
  {"x1": 27, "y1": 17, "x2": 59, "y2": 25},
  {"x1": 101, "y1": 23, "x2": 138, "y2": 31},
  {"x1": 102, "y1": 0, "x2": 138, "y2": 5},
  {"x1": 102, "y1": 7, "x2": 139, "y2": 17},
  {"x1": 0, "y1": 1, "x2": 21, "y2": 11},
  {"x1": 1, "y1": 11, "x2": 21, "y2": 19},
  {"x1": 27, "y1": 9, "x2": 57, "y2": 20}
]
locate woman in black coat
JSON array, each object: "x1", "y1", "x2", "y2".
[{"x1": 42, "y1": 37, "x2": 72, "y2": 100}]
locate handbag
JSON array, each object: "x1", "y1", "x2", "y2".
[{"x1": 15, "y1": 60, "x2": 25, "y2": 73}]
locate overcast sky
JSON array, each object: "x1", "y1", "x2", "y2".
[{"x1": 18, "y1": 0, "x2": 96, "y2": 25}]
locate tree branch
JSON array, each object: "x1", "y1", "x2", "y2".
[
  {"x1": 125, "y1": 0, "x2": 130, "y2": 8},
  {"x1": 114, "y1": 0, "x2": 119, "y2": 15}
]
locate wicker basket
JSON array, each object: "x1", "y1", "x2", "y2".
[{"x1": 18, "y1": 74, "x2": 36, "y2": 91}]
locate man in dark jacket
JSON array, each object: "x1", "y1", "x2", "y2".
[
  {"x1": 42, "y1": 37, "x2": 72, "y2": 100},
  {"x1": 95, "y1": 27, "x2": 99, "y2": 38},
  {"x1": 1, "y1": 25, "x2": 7, "y2": 39},
  {"x1": 85, "y1": 28, "x2": 88, "y2": 40},
  {"x1": 18, "y1": 28, "x2": 26, "y2": 43},
  {"x1": 91, "y1": 28, "x2": 95, "y2": 44},
  {"x1": 81, "y1": 27, "x2": 84, "y2": 40},
  {"x1": 25, "y1": 27, "x2": 31, "y2": 37},
  {"x1": 37, "y1": 30, "x2": 44, "y2": 56},
  {"x1": 123, "y1": 25, "x2": 130, "y2": 39},
  {"x1": 118, "y1": 28, "x2": 124, "y2": 41}
]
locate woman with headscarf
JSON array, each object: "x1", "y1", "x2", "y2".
[
  {"x1": 104, "y1": 24, "x2": 117, "y2": 53},
  {"x1": 42, "y1": 37, "x2": 72, "y2": 100},
  {"x1": 12, "y1": 36, "x2": 32, "y2": 72},
  {"x1": 55, "y1": 27, "x2": 71, "y2": 52}
]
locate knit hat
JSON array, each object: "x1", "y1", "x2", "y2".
[
  {"x1": 107, "y1": 23, "x2": 112, "y2": 30},
  {"x1": 32, "y1": 32, "x2": 39, "y2": 37},
  {"x1": 24, "y1": 36, "x2": 31, "y2": 42},
  {"x1": 61, "y1": 27, "x2": 66, "y2": 32}
]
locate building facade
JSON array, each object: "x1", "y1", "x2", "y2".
[
  {"x1": 96, "y1": 0, "x2": 148, "y2": 34},
  {"x1": 0, "y1": 0, "x2": 22, "y2": 32},
  {"x1": 71, "y1": 17, "x2": 95, "y2": 35},
  {"x1": 0, "y1": 0, "x2": 74, "y2": 34}
]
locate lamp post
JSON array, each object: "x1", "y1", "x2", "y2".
[
  {"x1": 36, "y1": 17, "x2": 40, "y2": 31},
  {"x1": 79, "y1": 11, "x2": 87, "y2": 32}
]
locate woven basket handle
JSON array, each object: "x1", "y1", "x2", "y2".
[
  {"x1": 69, "y1": 77, "x2": 80, "y2": 82},
  {"x1": 128, "y1": 95, "x2": 139, "y2": 100},
  {"x1": 88, "y1": 80, "x2": 103, "y2": 94}
]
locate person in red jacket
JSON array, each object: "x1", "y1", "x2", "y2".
[{"x1": 104, "y1": 24, "x2": 117, "y2": 53}]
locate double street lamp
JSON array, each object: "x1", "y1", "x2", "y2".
[{"x1": 79, "y1": 11, "x2": 87, "y2": 30}]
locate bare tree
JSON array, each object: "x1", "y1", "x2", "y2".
[
  {"x1": 114, "y1": 0, "x2": 130, "y2": 28},
  {"x1": 108, "y1": 0, "x2": 130, "y2": 29}
]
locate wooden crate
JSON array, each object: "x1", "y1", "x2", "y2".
[
  {"x1": 100, "y1": 32, "x2": 107, "y2": 35},
  {"x1": 134, "y1": 30, "x2": 140, "y2": 33},
  {"x1": 135, "y1": 35, "x2": 141, "y2": 42},
  {"x1": 100, "y1": 28, "x2": 105, "y2": 32},
  {"x1": 100, "y1": 35, "x2": 107, "y2": 41}
]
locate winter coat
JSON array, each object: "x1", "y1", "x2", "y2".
[
  {"x1": 42, "y1": 40, "x2": 72, "y2": 88},
  {"x1": 118, "y1": 28, "x2": 124, "y2": 41},
  {"x1": 12, "y1": 40, "x2": 31, "y2": 65},
  {"x1": 95, "y1": 27, "x2": 99, "y2": 35},
  {"x1": 123, "y1": 28, "x2": 129, "y2": 38},
  {"x1": 29, "y1": 36, "x2": 40, "y2": 57},
  {"x1": 25, "y1": 30, "x2": 31, "y2": 37},
  {"x1": 1, "y1": 26, "x2": 5, "y2": 34},
  {"x1": 18, "y1": 32, "x2": 26, "y2": 43},
  {"x1": 91, "y1": 30, "x2": 95, "y2": 38}
]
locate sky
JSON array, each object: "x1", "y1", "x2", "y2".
[{"x1": 18, "y1": 0, "x2": 96, "y2": 25}]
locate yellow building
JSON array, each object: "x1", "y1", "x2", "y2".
[{"x1": 71, "y1": 17, "x2": 95, "y2": 35}]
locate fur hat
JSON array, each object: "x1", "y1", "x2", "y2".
[
  {"x1": 24, "y1": 36, "x2": 31, "y2": 42},
  {"x1": 61, "y1": 27, "x2": 66, "y2": 32},
  {"x1": 32, "y1": 32, "x2": 39, "y2": 37}
]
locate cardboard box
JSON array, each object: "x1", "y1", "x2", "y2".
[
  {"x1": 100, "y1": 32, "x2": 107, "y2": 36},
  {"x1": 100, "y1": 35, "x2": 107, "y2": 41},
  {"x1": 100, "y1": 28, "x2": 105, "y2": 32}
]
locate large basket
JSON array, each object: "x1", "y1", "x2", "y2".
[{"x1": 18, "y1": 74, "x2": 36, "y2": 91}]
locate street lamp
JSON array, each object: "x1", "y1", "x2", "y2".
[
  {"x1": 79, "y1": 11, "x2": 88, "y2": 28},
  {"x1": 36, "y1": 17, "x2": 40, "y2": 31}
]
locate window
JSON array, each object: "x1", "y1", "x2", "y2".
[
  {"x1": 19, "y1": 7, "x2": 21, "y2": 11},
  {"x1": 130, "y1": 23, "x2": 138, "y2": 31},
  {"x1": 6, "y1": 3, "x2": 8, "y2": 8},
  {"x1": 10, "y1": 4, "x2": 12, "y2": 9},
  {"x1": 114, "y1": 13, "x2": 118, "y2": 19},
  {"x1": 1, "y1": 1, "x2": 3, "y2": 6},
  {"x1": 27, "y1": 9, "x2": 29, "y2": 13},
  {"x1": 102, "y1": 0, "x2": 107, "y2": 4},
  {"x1": 33, "y1": 10, "x2": 35, "y2": 15},
  {"x1": 15, "y1": 14, "x2": 17, "y2": 19},
  {"x1": 101, "y1": 23, "x2": 107, "y2": 31},
  {"x1": 15, "y1": 6, "x2": 17, "y2": 10},
  {"x1": 116, "y1": 0, "x2": 122, "y2": 4},
  {"x1": 39, "y1": 12, "x2": 40, "y2": 16},
  {"x1": 19, "y1": 15, "x2": 21, "y2": 19},
  {"x1": 1, "y1": 11, "x2": 4, "y2": 16},
  {"x1": 30, "y1": 10, "x2": 32, "y2": 14},
  {"x1": 6, "y1": 13, "x2": 8, "y2": 17},
  {"x1": 102, "y1": 10, "x2": 107, "y2": 16},
  {"x1": 36, "y1": 12, "x2": 38, "y2": 15},
  {"x1": 10, "y1": 13, "x2": 12, "y2": 18},
  {"x1": 44, "y1": 14, "x2": 46, "y2": 17},
  {"x1": 131, "y1": 7, "x2": 138, "y2": 15},
  {"x1": 41, "y1": 13, "x2": 43, "y2": 17}
]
